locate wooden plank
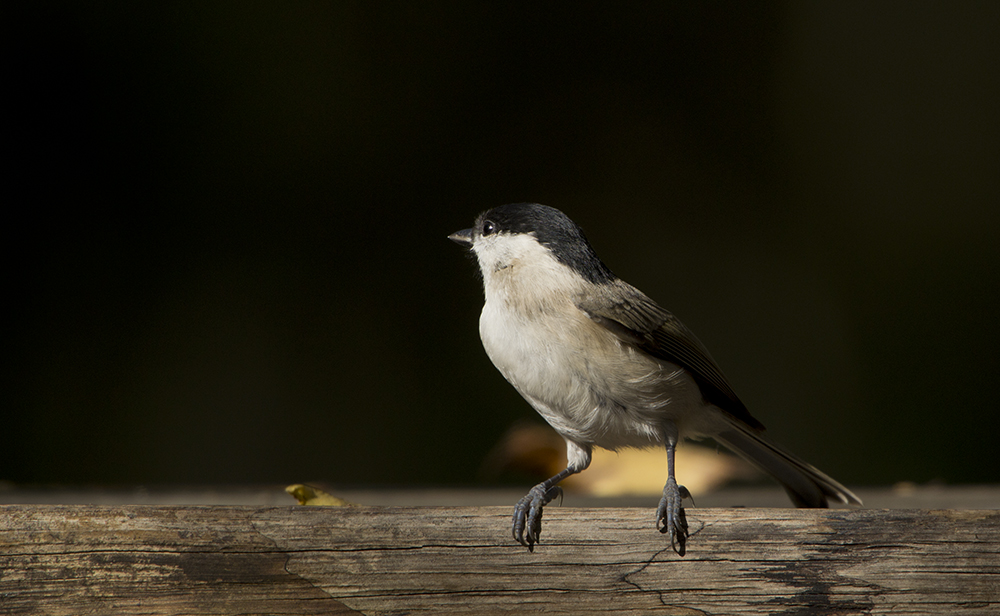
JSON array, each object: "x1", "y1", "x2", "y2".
[
  {"x1": 1, "y1": 505, "x2": 998, "y2": 615},
  {"x1": 3, "y1": 484, "x2": 999, "y2": 508}
]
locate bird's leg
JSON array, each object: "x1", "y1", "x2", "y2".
[
  {"x1": 656, "y1": 426, "x2": 690, "y2": 555},
  {"x1": 511, "y1": 466, "x2": 576, "y2": 551},
  {"x1": 512, "y1": 440, "x2": 591, "y2": 552}
]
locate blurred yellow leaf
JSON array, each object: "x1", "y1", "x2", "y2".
[{"x1": 285, "y1": 484, "x2": 355, "y2": 506}]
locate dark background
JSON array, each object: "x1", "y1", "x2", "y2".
[{"x1": 6, "y1": 2, "x2": 999, "y2": 488}]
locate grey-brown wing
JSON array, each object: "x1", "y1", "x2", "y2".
[{"x1": 578, "y1": 281, "x2": 765, "y2": 431}]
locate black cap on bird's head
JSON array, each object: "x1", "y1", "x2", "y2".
[{"x1": 449, "y1": 203, "x2": 616, "y2": 285}]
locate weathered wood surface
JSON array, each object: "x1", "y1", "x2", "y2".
[{"x1": 1, "y1": 505, "x2": 998, "y2": 615}]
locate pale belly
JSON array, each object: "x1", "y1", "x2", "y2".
[{"x1": 479, "y1": 299, "x2": 718, "y2": 450}]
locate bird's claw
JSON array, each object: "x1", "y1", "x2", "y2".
[
  {"x1": 656, "y1": 479, "x2": 690, "y2": 556},
  {"x1": 512, "y1": 483, "x2": 562, "y2": 551}
]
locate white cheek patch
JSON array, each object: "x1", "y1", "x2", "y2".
[{"x1": 473, "y1": 232, "x2": 547, "y2": 275}]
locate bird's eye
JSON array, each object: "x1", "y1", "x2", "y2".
[{"x1": 482, "y1": 220, "x2": 496, "y2": 236}]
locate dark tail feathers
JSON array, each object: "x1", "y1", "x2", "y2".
[{"x1": 714, "y1": 420, "x2": 861, "y2": 508}]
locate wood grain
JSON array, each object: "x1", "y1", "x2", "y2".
[{"x1": 2, "y1": 505, "x2": 998, "y2": 615}]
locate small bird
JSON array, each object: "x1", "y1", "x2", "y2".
[{"x1": 449, "y1": 203, "x2": 861, "y2": 554}]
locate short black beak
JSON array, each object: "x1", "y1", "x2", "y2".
[{"x1": 448, "y1": 228, "x2": 473, "y2": 247}]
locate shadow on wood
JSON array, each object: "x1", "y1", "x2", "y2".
[{"x1": 1, "y1": 505, "x2": 998, "y2": 614}]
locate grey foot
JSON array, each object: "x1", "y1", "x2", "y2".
[
  {"x1": 656, "y1": 480, "x2": 690, "y2": 555},
  {"x1": 512, "y1": 483, "x2": 563, "y2": 551}
]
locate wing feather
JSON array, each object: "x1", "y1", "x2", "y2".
[{"x1": 577, "y1": 281, "x2": 765, "y2": 431}]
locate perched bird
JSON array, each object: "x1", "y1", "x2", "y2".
[{"x1": 449, "y1": 203, "x2": 861, "y2": 554}]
